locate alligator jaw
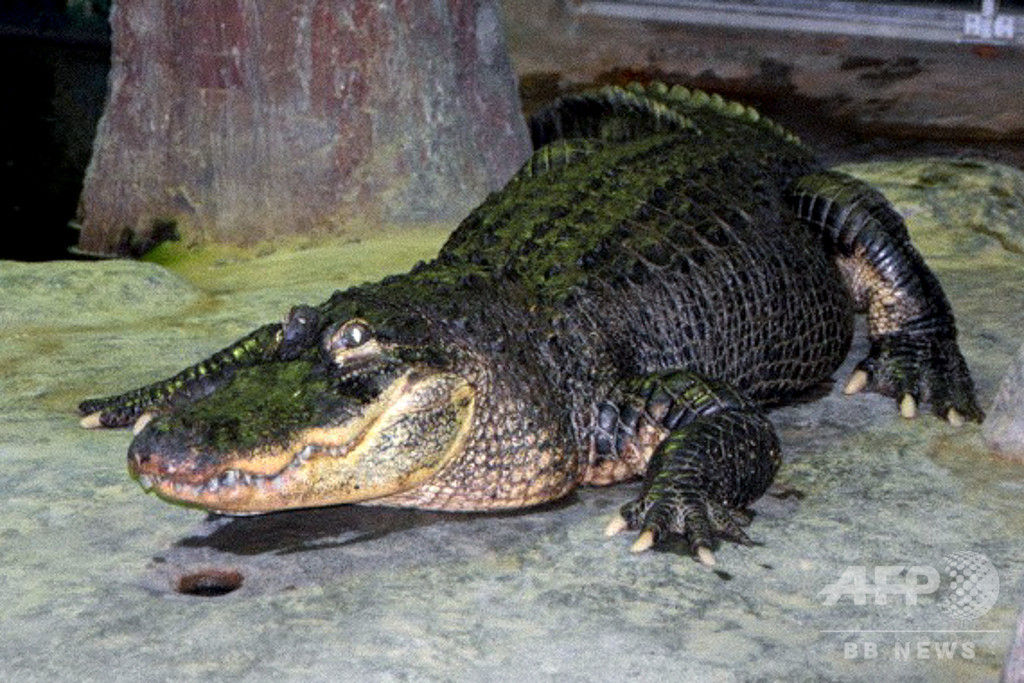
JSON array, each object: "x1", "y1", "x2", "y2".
[
  {"x1": 131, "y1": 443, "x2": 334, "y2": 514},
  {"x1": 128, "y1": 370, "x2": 477, "y2": 514}
]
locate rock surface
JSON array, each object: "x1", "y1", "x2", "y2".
[
  {"x1": 503, "y1": 0, "x2": 1024, "y2": 145},
  {"x1": 0, "y1": 259, "x2": 200, "y2": 327},
  {"x1": 1005, "y1": 601, "x2": 1024, "y2": 683},
  {"x1": 2, "y1": 159, "x2": 1023, "y2": 681},
  {"x1": 985, "y1": 342, "x2": 1024, "y2": 462}
]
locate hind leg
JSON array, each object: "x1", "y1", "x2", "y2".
[{"x1": 790, "y1": 171, "x2": 983, "y2": 424}]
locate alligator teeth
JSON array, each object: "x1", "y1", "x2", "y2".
[{"x1": 140, "y1": 445, "x2": 321, "y2": 500}]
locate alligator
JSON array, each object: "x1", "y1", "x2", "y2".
[{"x1": 79, "y1": 82, "x2": 983, "y2": 565}]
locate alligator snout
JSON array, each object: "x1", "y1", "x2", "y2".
[
  {"x1": 128, "y1": 445, "x2": 150, "y2": 468},
  {"x1": 126, "y1": 420, "x2": 210, "y2": 483}
]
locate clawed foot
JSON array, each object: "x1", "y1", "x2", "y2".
[
  {"x1": 79, "y1": 385, "x2": 173, "y2": 434},
  {"x1": 78, "y1": 400, "x2": 143, "y2": 430},
  {"x1": 843, "y1": 333, "x2": 984, "y2": 425},
  {"x1": 604, "y1": 490, "x2": 755, "y2": 566}
]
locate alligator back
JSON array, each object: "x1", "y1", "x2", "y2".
[{"x1": 429, "y1": 84, "x2": 854, "y2": 407}]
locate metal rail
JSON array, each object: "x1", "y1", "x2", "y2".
[{"x1": 573, "y1": 0, "x2": 1020, "y2": 44}]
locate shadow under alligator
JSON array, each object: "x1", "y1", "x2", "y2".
[
  {"x1": 140, "y1": 492, "x2": 601, "y2": 597},
  {"x1": 140, "y1": 479, "x2": 805, "y2": 597},
  {"x1": 177, "y1": 495, "x2": 581, "y2": 557}
]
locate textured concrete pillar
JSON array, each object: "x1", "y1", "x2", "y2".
[{"x1": 77, "y1": 0, "x2": 530, "y2": 255}]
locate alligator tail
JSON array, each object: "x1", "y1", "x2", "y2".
[{"x1": 529, "y1": 81, "x2": 800, "y2": 149}]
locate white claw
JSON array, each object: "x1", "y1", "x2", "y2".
[
  {"x1": 132, "y1": 412, "x2": 155, "y2": 435},
  {"x1": 696, "y1": 546, "x2": 717, "y2": 567},
  {"x1": 843, "y1": 370, "x2": 869, "y2": 395},
  {"x1": 80, "y1": 411, "x2": 104, "y2": 429},
  {"x1": 947, "y1": 408, "x2": 965, "y2": 428},
  {"x1": 900, "y1": 394, "x2": 917, "y2": 419},
  {"x1": 604, "y1": 515, "x2": 629, "y2": 537},
  {"x1": 630, "y1": 529, "x2": 656, "y2": 553}
]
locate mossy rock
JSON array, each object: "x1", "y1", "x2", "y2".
[{"x1": 0, "y1": 260, "x2": 201, "y2": 328}]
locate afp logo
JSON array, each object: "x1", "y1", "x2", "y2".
[{"x1": 819, "y1": 551, "x2": 999, "y2": 621}]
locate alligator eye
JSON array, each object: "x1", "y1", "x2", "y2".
[
  {"x1": 279, "y1": 305, "x2": 322, "y2": 360},
  {"x1": 340, "y1": 320, "x2": 370, "y2": 348},
  {"x1": 325, "y1": 319, "x2": 376, "y2": 363}
]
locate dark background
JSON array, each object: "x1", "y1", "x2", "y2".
[
  {"x1": 1, "y1": 0, "x2": 110, "y2": 261},
  {"x1": 1, "y1": 0, "x2": 1020, "y2": 262}
]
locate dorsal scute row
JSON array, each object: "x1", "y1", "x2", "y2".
[
  {"x1": 624, "y1": 81, "x2": 801, "y2": 146},
  {"x1": 529, "y1": 85, "x2": 697, "y2": 148},
  {"x1": 520, "y1": 138, "x2": 608, "y2": 179},
  {"x1": 529, "y1": 81, "x2": 801, "y2": 151}
]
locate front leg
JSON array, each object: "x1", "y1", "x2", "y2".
[
  {"x1": 789, "y1": 171, "x2": 984, "y2": 424},
  {"x1": 78, "y1": 305, "x2": 321, "y2": 430},
  {"x1": 596, "y1": 371, "x2": 781, "y2": 565}
]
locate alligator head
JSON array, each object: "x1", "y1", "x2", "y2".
[{"x1": 122, "y1": 296, "x2": 477, "y2": 514}]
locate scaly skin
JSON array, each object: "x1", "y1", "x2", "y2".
[{"x1": 80, "y1": 83, "x2": 983, "y2": 564}]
